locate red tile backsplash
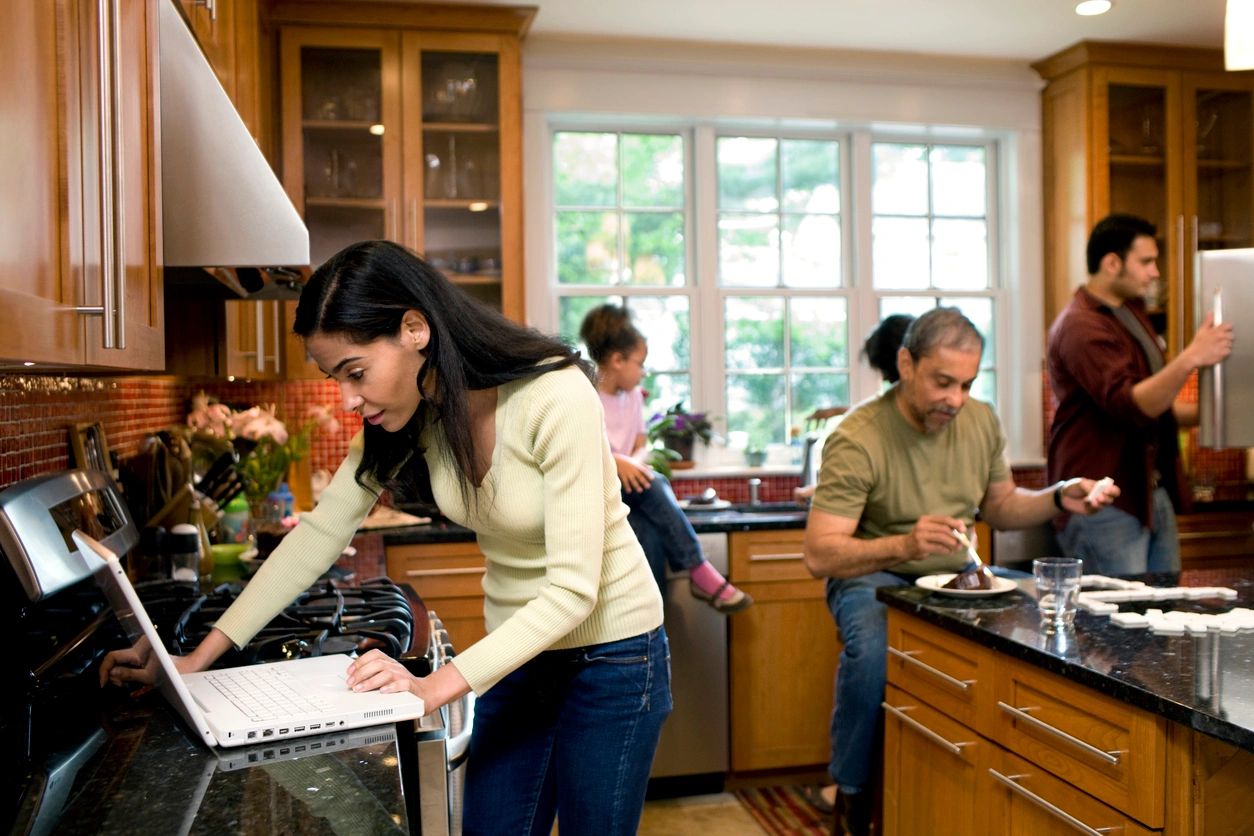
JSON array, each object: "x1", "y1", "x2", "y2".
[
  {"x1": 0, "y1": 368, "x2": 1245, "y2": 505},
  {"x1": 0, "y1": 375, "x2": 358, "y2": 493}
]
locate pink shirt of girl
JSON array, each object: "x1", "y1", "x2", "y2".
[{"x1": 598, "y1": 387, "x2": 646, "y2": 456}]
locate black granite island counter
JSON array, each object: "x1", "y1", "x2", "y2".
[{"x1": 875, "y1": 567, "x2": 1254, "y2": 835}]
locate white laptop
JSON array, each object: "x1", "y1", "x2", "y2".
[{"x1": 74, "y1": 530, "x2": 426, "y2": 748}]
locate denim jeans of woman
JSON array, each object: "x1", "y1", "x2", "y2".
[
  {"x1": 621, "y1": 475, "x2": 704, "y2": 592},
  {"x1": 462, "y1": 627, "x2": 672, "y2": 835}
]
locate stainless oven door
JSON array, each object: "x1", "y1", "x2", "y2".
[{"x1": 407, "y1": 611, "x2": 475, "y2": 836}]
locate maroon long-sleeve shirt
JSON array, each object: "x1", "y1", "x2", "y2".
[{"x1": 1047, "y1": 287, "x2": 1180, "y2": 529}]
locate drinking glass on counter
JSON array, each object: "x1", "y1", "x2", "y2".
[{"x1": 1034, "y1": 556, "x2": 1082, "y2": 632}]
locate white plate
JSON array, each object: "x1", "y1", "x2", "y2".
[
  {"x1": 915, "y1": 573, "x2": 1019, "y2": 598},
  {"x1": 678, "y1": 498, "x2": 732, "y2": 511}
]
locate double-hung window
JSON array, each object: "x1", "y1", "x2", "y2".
[{"x1": 549, "y1": 126, "x2": 1001, "y2": 455}]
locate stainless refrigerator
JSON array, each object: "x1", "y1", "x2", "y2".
[{"x1": 1198, "y1": 248, "x2": 1254, "y2": 448}]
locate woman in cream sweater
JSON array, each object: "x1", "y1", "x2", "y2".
[{"x1": 110, "y1": 240, "x2": 670, "y2": 835}]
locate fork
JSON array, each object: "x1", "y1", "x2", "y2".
[{"x1": 951, "y1": 527, "x2": 994, "y2": 582}]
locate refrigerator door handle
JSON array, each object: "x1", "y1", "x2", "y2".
[{"x1": 1209, "y1": 288, "x2": 1224, "y2": 446}]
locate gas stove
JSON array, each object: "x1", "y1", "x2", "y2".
[
  {"x1": 172, "y1": 576, "x2": 424, "y2": 665},
  {"x1": 2, "y1": 468, "x2": 466, "y2": 835}
]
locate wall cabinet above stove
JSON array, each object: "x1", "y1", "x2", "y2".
[
  {"x1": 269, "y1": 1, "x2": 533, "y2": 379},
  {"x1": 1, "y1": 0, "x2": 163, "y2": 372}
]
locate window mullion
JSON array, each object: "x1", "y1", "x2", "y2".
[{"x1": 692, "y1": 124, "x2": 724, "y2": 435}]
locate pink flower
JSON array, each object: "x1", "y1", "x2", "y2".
[{"x1": 231, "y1": 405, "x2": 289, "y2": 445}]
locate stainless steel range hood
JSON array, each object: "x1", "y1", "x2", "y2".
[{"x1": 158, "y1": 0, "x2": 308, "y2": 294}]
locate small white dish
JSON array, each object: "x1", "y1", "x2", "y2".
[
  {"x1": 915, "y1": 573, "x2": 1019, "y2": 598},
  {"x1": 678, "y1": 498, "x2": 732, "y2": 511}
]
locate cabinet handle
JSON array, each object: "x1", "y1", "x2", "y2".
[
  {"x1": 194, "y1": 0, "x2": 216, "y2": 22},
  {"x1": 108, "y1": 0, "x2": 125, "y2": 349},
  {"x1": 254, "y1": 302, "x2": 266, "y2": 374},
  {"x1": 405, "y1": 566, "x2": 486, "y2": 578},
  {"x1": 1176, "y1": 214, "x2": 1185, "y2": 355},
  {"x1": 270, "y1": 301, "x2": 282, "y2": 373},
  {"x1": 1178, "y1": 529, "x2": 1248, "y2": 541},
  {"x1": 881, "y1": 702, "x2": 973, "y2": 757},
  {"x1": 77, "y1": 0, "x2": 118, "y2": 348},
  {"x1": 988, "y1": 769, "x2": 1123, "y2": 835},
  {"x1": 748, "y1": 552, "x2": 804, "y2": 562},
  {"x1": 996, "y1": 701, "x2": 1122, "y2": 765},
  {"x1": 887, "y1": 646, "x2": 974, "y2": 691}
]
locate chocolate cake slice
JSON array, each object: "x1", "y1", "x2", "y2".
[{"x1": 943, "y1": 567, "x2": 994, "y2": 590}]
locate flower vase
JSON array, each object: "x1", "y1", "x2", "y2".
[
  {"x1": 247, "y1": 495, "x2": 289, "y2": 560},
  {"x1": 663, "y1": 433, "x2": 695, "y2": 469}
]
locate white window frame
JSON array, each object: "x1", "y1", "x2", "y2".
[
  {"x1": 542, "y1": 123, "x2": 1009, "y2": 466},
  {"x1": 521, "y1": 44, "x2": 1044, "y2": 465}
]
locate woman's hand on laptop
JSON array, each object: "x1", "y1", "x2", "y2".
[
  {"x1": 100, "y1": 635, "x2": 162, "y2": 687},
  {"x1": 346, "y1": 648, "x2": 472, "y2": 715},
  {"x1": 346, "y1": 648, "x2": 419, "y2": 696}
]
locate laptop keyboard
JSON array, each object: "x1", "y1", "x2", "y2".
[{"x1": 204, "y1": 666, "x2": 334, "y2": 722}]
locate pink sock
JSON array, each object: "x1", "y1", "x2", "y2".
[{"x1": 690, "y1": 561, "x2": 738, "y2": 602}]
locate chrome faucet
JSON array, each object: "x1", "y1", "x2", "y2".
[{"x1": 747, "y1": 477, "x2": 762, "y2": 506}]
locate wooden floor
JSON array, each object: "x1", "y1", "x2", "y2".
[{"x1": 638, "y1": 793, "x2": 767, "y2": 835}]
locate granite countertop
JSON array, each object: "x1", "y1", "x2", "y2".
[
  {"x1": 28, "y1": 697, "x2": 411, "y2": 835},
  {"x1": 380, "y1": 504, "x2": 809, "y2": 546},
  {"x1": 878, "y1": 568, "x2": 1254, "y2": 753}
]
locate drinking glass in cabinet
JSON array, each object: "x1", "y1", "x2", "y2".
[
  {"x1": 422, "y1": 53, "x2": 497, "y2": 123},
  {"x1": 301, "y1": 47, "x2": 382, "y2": 123}
]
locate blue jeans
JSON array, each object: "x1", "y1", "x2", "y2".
[
  {"x1": 824, "y1": 565, "x2": 1030, "y2": 793},
  {"x1": 621, "y1": 475, "x2": 704, "y2": 593},
  {"x1": 1058, "y1": 486, "x2": 1179, "y2": 575},
  {"x1": 461, "y1": 627, "x2": 672, "y2": 836},
  {"x1": 825, "y1": 571, "x2": 910, "y2": 793}
]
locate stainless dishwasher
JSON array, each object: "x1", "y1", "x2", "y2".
[{"x1": 650, "y1": 531, "x2": 730, "y2": 778}]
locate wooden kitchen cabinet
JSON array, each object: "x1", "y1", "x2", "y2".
[
  {"x1": 1177, "y1": 508, "x2": 1254, "y2": 570},
  {"x1": 272, "y1": 2, "x2": 531, "y2": 384},
  {"x1": 223, "y1": 299, "x2": 285, "y2": 379},
  {"x1": 1, "y1": 0, "x2": 163, "y2": 372},
  {"x1": 883, "y1": 683, "x2": 988, "y2": 835},
  {"x1": 885, "y1": 607, "x2": 1254, "y2": 835},
  {"x1": 728, "y1": 529, "x2": 841, "y2": 772},
  {"x1": 1034, "y1": 42, "x2": 1254, "y2": 355},
  {"x1": 386, "y1": 540, "x2": 487, "y2": 650}
]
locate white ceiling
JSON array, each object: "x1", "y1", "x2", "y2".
[{"x1": 461, "y1": 0, "x2": 1229, "y2": 62}]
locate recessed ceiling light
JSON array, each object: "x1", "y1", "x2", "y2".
[{"x1": 1076, "y1": 0, "x2": 1112, "y2": 15}]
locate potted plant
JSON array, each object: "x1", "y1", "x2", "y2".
[{"x1": 647, "y1": 401, "x2": 715, "y2": 470}]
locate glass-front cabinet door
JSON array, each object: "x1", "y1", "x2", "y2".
[
  {"x1": 402, "y1": 32, "x2": 521, "y2": 317},
  {"x1": 1094, "y1": 68, "x2": 1182, "y2": 349},
  {"x1": 281, "y1": 28, "x2": 522, "y2": 320},
  {"x1": 280, "y1": 28, "x2": 403, "y2": 268},
  {"x1": 1183, "y1": 75, "x2": 1254, "y2": 343}
]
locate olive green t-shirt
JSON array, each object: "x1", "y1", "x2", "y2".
[{"x1": 811, "y1": 387, "x2": 1010, "y2": 576}]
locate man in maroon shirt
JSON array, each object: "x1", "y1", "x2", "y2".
[{"x1": 1047, "y1": 214, "x2": 1233, "y2": 574}]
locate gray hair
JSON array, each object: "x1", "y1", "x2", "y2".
[{"x1": 901, "y1": 307, "x2": 984, "y2": 362}]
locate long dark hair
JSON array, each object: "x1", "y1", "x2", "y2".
[{"x1": 293, "y1": 240, "x2": 591, "y2": 506}]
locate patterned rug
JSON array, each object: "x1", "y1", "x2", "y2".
[{"x1": 734, "y1": 785, "x2": 829, "y2": 835}]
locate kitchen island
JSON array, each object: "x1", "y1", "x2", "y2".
[{"x1": 878, "y1": 568, "x2": 1253, "y2": 835}]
